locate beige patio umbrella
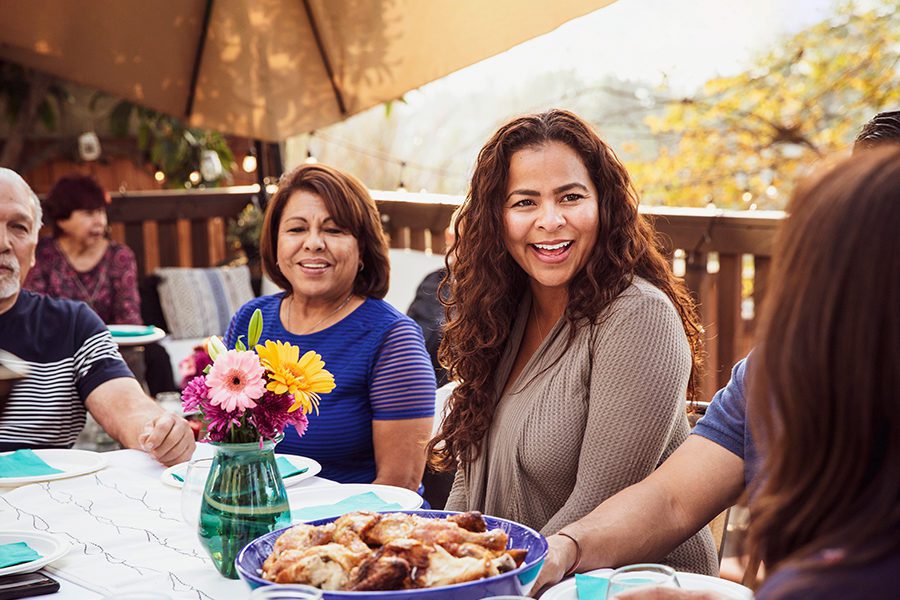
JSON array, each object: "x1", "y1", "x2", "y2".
[{"x1": 0, "y1": 0, "x2": 616, "y2": 141}]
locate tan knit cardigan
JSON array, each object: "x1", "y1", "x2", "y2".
[{"x1": 445, "y1": 277, "x2": 719, "y2": 575}]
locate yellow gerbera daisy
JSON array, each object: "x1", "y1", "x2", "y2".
[{"x1": 256, "y1": 340, "x2": 335, "y2": 414}]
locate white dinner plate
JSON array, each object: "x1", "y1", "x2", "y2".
[
  {"x1": 541, "y1": 568, "x2": 753, "y2": 600},
  {"x1": 160, "y1": 454, "x2": 322, "y2": 488},
  {"x1": 107, "y1": 324, "x2": 166, "y2": 346},
  {"x1": 288, "y1": 483, "x2": 424, "y2": 522},
  {"x1": 0, "y1": 449, "x2": 108, "y2": 487},
  {"x1": 0, "y1": 531, "x2": 70, "y2": 577}
]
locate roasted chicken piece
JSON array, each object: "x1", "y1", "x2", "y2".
[
  {"x1": 262, "y1": 523, "x2": 334, "y2": 576},
  {"x1": 263, "y1": 543, "x2": 368, "y2": 589},
  {"x1": 417, "y1": 544, "x2": 493, "y2": 588},
  {"x1": 454, "y1": 542, "x2": 526, "y2": 573},
  {"x1": 411, "y1": 518, "x2": 508, "y2": 552},
  {"x1": 332, "y1": 511, "x2": 380, "y2": 554},
  {"x1": 362, "y1": 512, "x2": 422, "y2": 546},
  {"x1": 448, "y1": 511, "x2": 487, "y2": 532},
  {"x1": 350, "y1": 555, "x2": 411, "y2": 591}
]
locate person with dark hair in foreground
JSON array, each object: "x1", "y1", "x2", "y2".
[
  {"x1": 0, "y1": 168, "x2": 194, "y2": 465},
  {"x1": 225, "y1": 163, "x2": 435, "y2": 488},
  {"x1": 531, "y1": 114, "x2": 900, "y2": 598},
  {"x1": 428, "y1": 109, "x2": 717, "y2": 575},
  {"x1": 853, "y1": 109, "x2": 900, "y2": 151}
]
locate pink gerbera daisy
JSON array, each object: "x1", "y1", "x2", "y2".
[{"x1": 206, "y1": 350, "x2": 266, "y2": 412}]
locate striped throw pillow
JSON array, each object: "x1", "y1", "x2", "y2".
[{"x1": 156, "y1": 266, "x2": 254, "y2": 340}]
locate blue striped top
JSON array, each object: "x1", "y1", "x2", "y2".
[{"x1": 225, "y1": 294, "x2": 436, "y2": 483}]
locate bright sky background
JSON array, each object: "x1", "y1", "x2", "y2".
[
  {"x1": 292, "y1": 0, "x2": 879, "y2": 193},
  {"x1": 425, "y1": 0, "x2": 845, "y2": 97}
]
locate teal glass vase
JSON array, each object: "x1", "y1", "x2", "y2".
[{"x1": 198, "y1": 436, "x2": 291, "y2": 579}]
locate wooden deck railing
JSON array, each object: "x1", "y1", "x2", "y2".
[{"x1": 105, "y1": 186, "x2": 783, "y2": 398}]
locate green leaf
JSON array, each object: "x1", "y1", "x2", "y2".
[
  {"x1": 109, "y1": 101, "x2": 134, "y2": 137},
  {"x1": 202, "y1": 364, "x2": 212, "y2": 375},
  {"x1": 248, "y1": 309, "x2": 263, "y2": 347},
  {"x1": 235, "y1": 337, "x2": 247, "y2": 352}
]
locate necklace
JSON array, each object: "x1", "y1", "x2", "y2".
[{"x1": 287, "y1": 293, "x2": 354, "y2": 334}]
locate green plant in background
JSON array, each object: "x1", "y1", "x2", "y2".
[
  {"x1": 102, "y1": 98, "x2": 236, "y2": 188},
  {"x1": 0, "y1": 60, "x2": 73, "y2": 169},
  {"x1": 227, "y1": 203, "x2": 264, "y2": 260}
]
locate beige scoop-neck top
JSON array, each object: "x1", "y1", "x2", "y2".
[{"x1": 445, "y1": 277, "x2": 718, "y2": 575}]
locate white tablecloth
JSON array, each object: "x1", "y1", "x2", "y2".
[{"x1": 0, "y1": 447, "x2": 337, "y2": 599}]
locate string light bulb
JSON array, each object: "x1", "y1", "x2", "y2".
[
  {"x1": 241, "y1": 147, "x2": 257, "y2": 173},
  {"x1": 396, "y1": 161, "x2": 407, "y2": 192},
  {"x1": 189, "y1": 170, "x2": 202, "y2": 185},
  {"x1": 305, "y1": 131, "x2": 318, "y2": 164},
  {"x1": 154, "y1": 170, "x2": 165, "y2": 183}
]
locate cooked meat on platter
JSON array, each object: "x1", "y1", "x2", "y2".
[{"x1": 261, "y1": 511, "x2": 528, "y2": 591}]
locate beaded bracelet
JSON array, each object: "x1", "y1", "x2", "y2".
[{"x1": 557, "y1": 531, "x2": 583, "y2": 577}]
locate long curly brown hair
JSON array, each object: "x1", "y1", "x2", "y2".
[
  {"x1": 745, "y1": 147, "x2": 900, "y2": 588},
  {"x1": 428, "y1": 109, "x2": 703, "y2": 471}
]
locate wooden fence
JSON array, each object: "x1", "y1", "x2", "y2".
[{"x1": 104, "y1": 186, "x2": 783, "y2": 397}]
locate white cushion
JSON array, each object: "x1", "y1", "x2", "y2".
[
  {"x1": 156, "y1": 266, "x2": 254, "y2": 340},
  {"x1": 385, "y1": 249, "x2": 446, "y2": 313}
]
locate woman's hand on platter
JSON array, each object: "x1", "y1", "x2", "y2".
[{"x1": 530, "y1": 534, "x2": 577, "y2": 596}]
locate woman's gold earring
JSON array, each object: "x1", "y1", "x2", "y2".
[{"x1": 358, "y1": 261, "x2": 364, "y2": 272}]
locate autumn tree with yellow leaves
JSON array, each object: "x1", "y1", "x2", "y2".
[{"x1": 628, "y1": 1, "x2": 898, "y2": 209}]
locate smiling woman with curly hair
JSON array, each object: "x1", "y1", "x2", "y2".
[{"x1": 427, "y1": 109, "x2": 717, "y2": 574}]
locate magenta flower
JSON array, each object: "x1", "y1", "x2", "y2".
[
  {"x1": 206, "y1": 350, "x2": 266, "y2": 412},
  {"x1": 250, "y1": 391, "x2": 294, "y2": 440},
  {"x1": 204, "y1": 401, "x2": 242, "y2": 442},
  {"x1": 288, "y1": 407, "x2": 309, "y2": 438},
  {"x1": 181, "y1": 375, "x2": 209, "y2": 413}
]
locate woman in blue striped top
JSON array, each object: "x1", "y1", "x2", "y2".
[{"x1": 225, "y1": 164, "x2": 435, "y2": 488}]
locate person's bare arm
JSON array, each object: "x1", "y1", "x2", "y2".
[
  {"x1": 85, "y1": 377, "x2": 195, "y2": 466},
  {"x1": 533, "y1": 436, "x2": 744, "y2": 594},
  {"x1": 372, "y1": 417, "x2": 433, "y2": 490}
]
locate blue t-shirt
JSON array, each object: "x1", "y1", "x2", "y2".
[
  {"x1": 0, "y1": 290, "x2": 134, "y2": 450},
  {"x1": 225, "y1": 295, "x2": 436, "y2": 483},
  {"x1": 691, "y1": 357, "x2": 760, "y2": 484}
]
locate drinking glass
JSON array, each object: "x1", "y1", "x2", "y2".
[
  {"x1": 249, "y1": 584, "x2": 324, "y2": 599},
  {"x1": 180, "y1": 457, "x2": 214, "y2": 526},
  {"x1": 607, "y1": 563, "x2": 681, "y2": 597}
]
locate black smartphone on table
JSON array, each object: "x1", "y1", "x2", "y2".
[{"x1": 0, "y1": 572, "x2": 59, "y2": 599}]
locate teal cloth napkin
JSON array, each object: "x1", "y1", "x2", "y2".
[
  {"x1": 0, "y1": 542, "x2": 42, "y2": 568},
  {"x1": 292, "y1": 492, "x2": 403, "y2": 522},
  {"x1": 0, "y1": 449, "x2": 64, "y2": 478},
  {"x1": 576, "y1": 573, "x2": 609, "y2": 600},
  {"x1": 109, "y1": 326, "x2": 156, "y2": 337},
  {"x1": 276, "y1": 456, "x2": 309, "y2": 478}
]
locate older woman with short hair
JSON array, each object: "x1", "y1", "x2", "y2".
[
  {"x1": 225, "y1": 163, "x2": 435, "y2": 488},
  {"x1": 25, "y1": 174, "x2": 140, "y2": 325}
]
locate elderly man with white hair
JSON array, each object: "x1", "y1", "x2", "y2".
[{"x1": 0, "y1": 168, "x2": 194, "y2": 466}]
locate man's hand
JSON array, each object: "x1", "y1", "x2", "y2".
[
  {"x1": 138, "y1": 411, "x2": 195, "y2": 466},
  {"x1": 531, "y1": 534, "x2": 578, "y2": 596},
  {"x1": 87, "y1": 377, "x2": 196, "y2": 466}
]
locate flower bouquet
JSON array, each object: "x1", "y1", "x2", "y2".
[{"x1": 180, "y1": 309, "x2": 335, "y2": 578}]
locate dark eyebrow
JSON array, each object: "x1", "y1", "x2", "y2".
[
  {"x1": 283, "y1": 215, "x2": 336, "y2": 224},
  {"x1": 506, "y1": 182, "x2": 589, "y2": 200}
]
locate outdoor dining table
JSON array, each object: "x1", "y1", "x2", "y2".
[{"x1": 0, "y1": 445, "x2": 340, "y2": 599}]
